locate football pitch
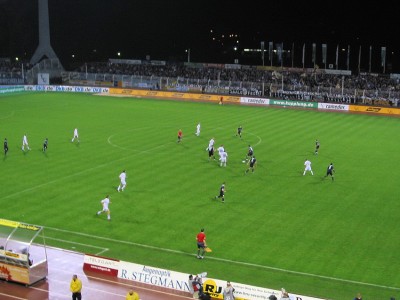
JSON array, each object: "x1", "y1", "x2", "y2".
[{"x1": 1, "y1": 92, "x2": 399, "y2": 299}]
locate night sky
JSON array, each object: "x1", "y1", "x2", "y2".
[{"x1": 1, "y1": 0, "x2": 399, "y2": 71}]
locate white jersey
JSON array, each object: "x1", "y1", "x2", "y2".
[
  {"x1": 119, "y1": 172, "x2": 126, "y2": 184},
  {"x1": 101, "y1": 197, "x2": 110, "y2": 210},
  {"x1": 220, "y1": 151, "x2": 228, "y2": 162},
  {"x1": 22, "y1": 135, "x2": 28, "y2": 145},
  {"x1": 196, "y1": 123, "x2": 201, "y2": 135},
  {"x1": 73, "y1": 128, "x2": 79, "y2": 137},
  {"x1": 217, "y1": 146, "x2": 225, "y2": 156},
  {"x1": 304, "y1": 160, "x2": 312, "y2": 170},
  {"x1": 208, "y1": 138, "x2": 215, "y2": 150}
]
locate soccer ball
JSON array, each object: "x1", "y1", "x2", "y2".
[{"x1": 242, "y1": 160, "x2": 246, "y2": 163}]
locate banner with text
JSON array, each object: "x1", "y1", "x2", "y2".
[
  {"x1": 240, "y1": 97, "x2": 270, "y2": 106},
  {"x1": 0, "y1": 262, "x2": 29, "y2": 284},
  {"x1": 116, "y1": 260, "x2": 325, "y2": 300},
  {"x1": 83, "y1": 254, "x2": 119, "y2": 277},
  {"x1": 24, "y1": 85, "x2": 109, "y2": 94},
  {"x1": 318, "y1": 103, "x2": 349, "y2": 111},
  {"x1": 108, "y1": 88, "x2": 241, "y2": 103},
  {"x1": 270, "y1": 99, "x2": 318, "y2": 109},
  {"x1": 349, "y1": 105, "x2": 400, "y2": 115},
  {"x1": 0, "y1": 85, "x2": 25, "y2": 94}
]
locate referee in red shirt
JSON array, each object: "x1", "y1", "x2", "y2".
[{"x1": 196, "y1": 228, "x2": 207, "y2": 259}]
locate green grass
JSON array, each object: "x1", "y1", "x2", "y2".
[{"x1": 1, "y1": 92, "x2": 400, "y2": 299}]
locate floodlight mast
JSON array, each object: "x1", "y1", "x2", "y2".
[{"x1": 30, "y1": 0, "x2": 59, "y2": 65}]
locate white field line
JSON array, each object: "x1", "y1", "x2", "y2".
[
  {"x1": 0, "y1": 294, "x2": 26, "y2": 300},
  {"x1": 45, "y1": 236, "x2": 109, "y2": 255},
  {"x1": 44, "y1": 226, "x2": 400, "y2": 291}
]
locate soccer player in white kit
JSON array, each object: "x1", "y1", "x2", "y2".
[
  {"x1": 207, "y1": 138, "x2": 215, "y2": 151},
  {"x1": 303, "y1": 159, "x2": 314, "y2": 175},
  {"x1": 117, "y1": 170, "x2": 127, "y2": 192},
  {"x1": 71, "y1": 128, "x2": 79, "y2": 142},
  {"x1": 217, "y1": 145, "x2": 225, "y2": 158},
  {"x1": 195, "y1": 123, "x2": 201, "y2": 136},
  {"x1": 97, "y1": 195, "x2": 111, "y2": 220},
  {"x1": 22, "y1": 134, "x2": 30, "y2": 151},
  {"x1": 219, "y1": 151, "x2": 228, "y2": 167}
]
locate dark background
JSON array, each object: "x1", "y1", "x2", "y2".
[{"x1": 1, "y1": 0, "x2": 399, "y2": 72}]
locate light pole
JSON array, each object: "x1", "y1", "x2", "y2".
[{"x1": 186, "y1": 49, "x2": 191, "y2": 63}]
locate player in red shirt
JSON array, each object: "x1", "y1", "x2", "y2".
[
  {"x1": 196, "y1": 228, "x2": 207, "y2": 259},
  {"x1": 177, "y1": 129, "x2": 183, "y2": 143}
]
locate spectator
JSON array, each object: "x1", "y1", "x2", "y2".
[
  {"x1": 70, "y1": 274, "x2": 82, "y2": 300},
  {"x1": 223, "y1": 281, "x2": 235, "y2": 300},
  {"x1": 280, "y1": 288, "x2": 290, "y2": 300},
  {"x1": 125, "y1": 289, "x2": 139, "y2": 300}
]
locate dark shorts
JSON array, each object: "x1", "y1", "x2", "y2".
[
  {"x1": 327, "y1": 170, "x2": 333, "y2": 176},
  {"x1": 208, "y1": 149, "x2": 214, "y2": 156},
  {"x1": 219, "y1": 191, "x2": 224, "y2": 197},
  {"x1": 197, "y1": 242, "x2": 205, "y2": 249},
  {"x1": 250, "y1": 162, "x2": 255, "y2": 168}
]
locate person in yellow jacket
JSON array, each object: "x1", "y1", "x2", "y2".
[
  {"x1": 70, "y1": 274, "x2": 82, "y2": 300},
  {"x1": 126, "y1": 289, "x2": 139, "y2": 300}
]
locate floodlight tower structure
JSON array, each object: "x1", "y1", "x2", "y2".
[{"x1": 30, "y1": 0, "x2": 59, "y2": 64}]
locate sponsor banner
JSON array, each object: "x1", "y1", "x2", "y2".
[
  {"x1": 318, "y1": 103, "x2": 349, "y2": 111},
  {"x1": 109, "y1": 88, "x2": 240, "y2": 103},
  {"x1": 117, "y1": 260, "x2": 325, "y2": 300},
  {"x1": 0, "y1": 262, "x2": 29, "y2": 284},
  {"x1": 270, "y1": 99, "x2": 318, "y2": 108},
  {"x1": 349, "y1": 105, "x2": 400, "y2": 115},
  {"x1": 23, "y1": 85, "x2": 109, "y2": 94},
  {"x1": 202, "y1": 278, "x2": 324, "y2": 300},
  {"x1": 83, "y1": 254, "x2": 119, "y2": 277},
  {"x1": 0, "y1": 219, "x2": 40, "y2": 231},
  {"x1": 241, "y1": 97, "x2": 270, "y2": 106},
  {"x1": 118, "y1": 261, "x2": 191, "y2": 292},
  {"x1": 0, "y1": 85, "x2": 25, "y2": 94}
]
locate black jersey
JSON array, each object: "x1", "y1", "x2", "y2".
[
  {"x1": 219, "y1": 184, "x2": 225, "y2": 195},
  {"x1": 248, "y1": 147, "x2": 254, "y2": 156},
  {"x1": 4, "y1": 139, "x2": 8, "y2": 153},
  {"x1": 208, "y1": 147, "x2": 214, "y2": 157},
  {"x1": 249, "y1": 157, "x2": 257, "y2": 167},
  {"x1": 327, "y1": 164, "x2": 334, "y2": 175}
]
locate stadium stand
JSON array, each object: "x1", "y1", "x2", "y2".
[{"x1": 67, "y1": 60, "x2": 400, "y2": 107}]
